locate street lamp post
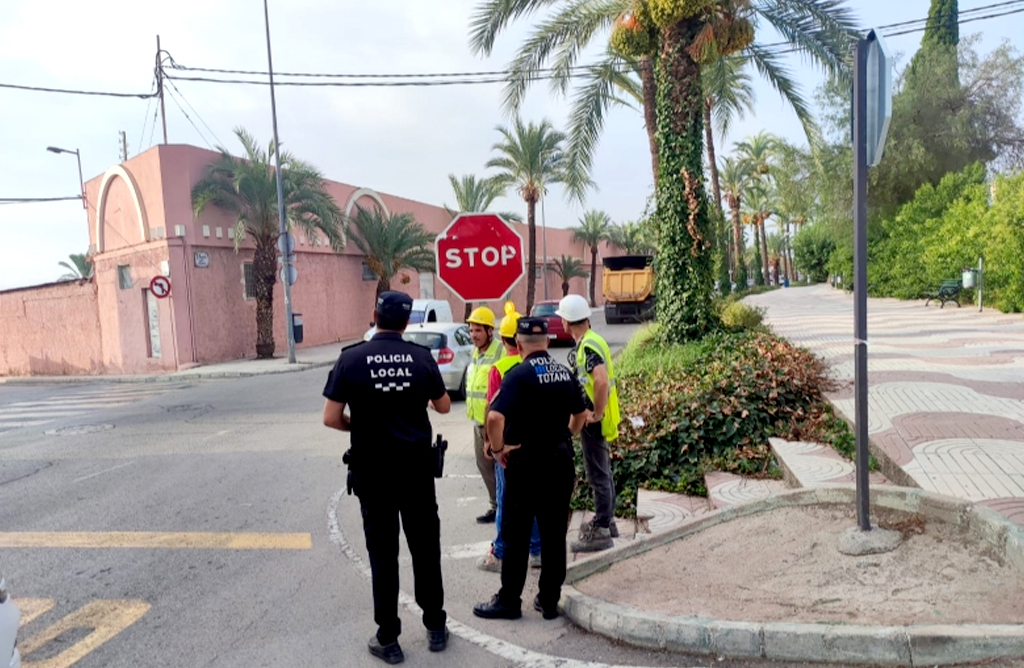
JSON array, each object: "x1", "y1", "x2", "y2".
[{"x1": 46, "y1": 146, "x2": 86, "y2": 210}]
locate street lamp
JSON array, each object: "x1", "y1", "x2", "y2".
[{"x1": 46, "y1": 146, "x2": 86, "y2": 210}]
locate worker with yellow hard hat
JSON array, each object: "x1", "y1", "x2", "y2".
[
  {"x1": 476, "y1": 303, "x2": 542, "y2": 572},
  {"x1": 465, "y1": 304, "x2": 503, "y2": 523}
]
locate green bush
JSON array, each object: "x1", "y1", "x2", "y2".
[
  {"x1": 573, "y1": 329, "x2": 849, "y2": 515},
  {"x1": 720, "y1": 301, "x2": 765, "y2": 329},
  {"x1": 793, "y1": 223, "x2": 836, "y2": 283}
]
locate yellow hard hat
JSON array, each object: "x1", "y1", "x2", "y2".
[
  {"x1": 498, "y1": 301, "x2": 522, "y2": 339},
  {"x1": 466, "y1": 305, "x2": 497, "y2": 328}
]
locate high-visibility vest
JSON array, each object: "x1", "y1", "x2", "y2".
[
  {"x1": 492, "y1": 353, "x2": 521, "y2": 379},
  {"x1": 466, "y1": 338, "x2": 503, "y2": 424},
  {"x1": 576, "y1": 329, "x2": 621, "y2": 442}
]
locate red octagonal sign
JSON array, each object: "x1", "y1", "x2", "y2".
[{"x1": 435, "y1": 213, "x2": 525, "y2": 302}]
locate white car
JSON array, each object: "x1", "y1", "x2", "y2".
[
  {"x1": 0, "y1": 575, "x2": 20, "y2": 668},
  {"x1": 364, "y1": 299, "x2": 454, "y2": 341},
  {"x1": 395, "y1": 322, "x2": 474, "y2": 399}
]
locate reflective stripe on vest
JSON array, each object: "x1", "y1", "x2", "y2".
[
  {"x1": 466, "y1": 338, "x2": 503, "y2": 424},
  {"x1": 576, "y1": 329, "x2": 621, "y2": 442}
]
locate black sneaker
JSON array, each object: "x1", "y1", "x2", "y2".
[
  {"x1": 427, "y1": 627, "x2": 449, "y2": 652},
  {"x1": 473, "y1": 595, "x2": 522, "y2": 620},
  {"x1": 571, "y1": 524, "x2": 614, "y2": 552},
  {"x1": 368, "y1": 636, "x2": 404, "y2": 664},
  {"x1": 533, "y1": 595, "x2": 559, "y2": 620},
  {"x1": 476, "y1": 508, "x2": 497, "y2": 524},
  {"x1": 583, "y1": 518, "x2": 619, "y2": 538}
]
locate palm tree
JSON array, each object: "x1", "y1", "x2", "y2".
[
  {"x1": 550, "y1": 255, "x2": 589, "y2": 297},
  {"x1": 192, "y1": 128, "x2": 344, "y2": 359},
  {"x1": 469, "y1": 0, "x2": 857, "y2": 341},
  {"x1": 58, "y1": 252, "x2": 93, "y2": 281},
  {"x1": 745, "y1": 183, "x2": 775, "y2": 285},
  {"x1": 703, "y1": 55, "x2": 756, "y2": 217},
  {"x1": 572, "y1": 210, "x2": 612, "y2": 307},
  {"x1": 348, "y1": 205, "x2": 435, "y2": 299},
  {"x1": 486, "y1": 118, "x2": 567, "y2": 313},
  {"x1": 608, "y1": 220, "x2": 655, "y2": 255},
  {"x1": 444, "y1": 174, "x2": 523, "y2": 223},
  {"x1": 720, "y1": 156, "x2": 751, "y2": 275}
]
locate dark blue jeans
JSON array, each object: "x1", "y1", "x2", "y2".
[{"x1": 494, "y1": 460, "x2": 540, "y2": 559}]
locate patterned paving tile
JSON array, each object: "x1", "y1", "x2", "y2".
[
  {"x1": 635, "y1": 488, "x2": 712, "y2": 534},
  {"x1": 903, "y1": 439, "x2": 1024, "y2": 501},
  {"x1": 704, "y1": 472, "x2": 788, "y2": 509}
]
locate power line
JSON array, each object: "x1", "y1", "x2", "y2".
[
  {"x1": 884, "y1": 6, "x2": 1024, "y2": 37},
  {"x1": 164, "y1": 78, "x2": 224, "y2": 147},
  {"x1": 164, "y1": 83, "x2": 214, "y2": 148},
  {"x1": 0, "y1": 196, "x2": 83, "y2": 204},
  {"x1": 137, "y1": 74, "x2": 157, "y2": 157},
  {"x1": 0, "y1": 82, "x2": 156, "y2": 98}
]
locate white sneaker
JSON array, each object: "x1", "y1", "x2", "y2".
[
  {"x1": 477, "y1": 547, "x2": 502, "y2": 573},
  {"x1": 530, "y1": 553, "x2": 542, "y2": 569}
]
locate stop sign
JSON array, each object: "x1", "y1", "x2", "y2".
[{"x1": 435, "y1": 213, "x2": 525, "y2": 302}]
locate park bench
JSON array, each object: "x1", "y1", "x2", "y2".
[{"x1": 922, "y1": 279, "x2": 962, "y2": 308}]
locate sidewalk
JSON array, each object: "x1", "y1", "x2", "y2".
[
  {"x1": 0, "y1": 340, "x2": 352, "y2": 385},
  {"x1": 746, "y1": 284, "x2": 1024, "y2": 526}
]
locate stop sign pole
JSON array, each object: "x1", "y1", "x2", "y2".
[{"x1": 435, "y1": 213, "x2": 525, "y2": 302}]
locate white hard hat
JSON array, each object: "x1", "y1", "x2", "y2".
[{"x1": 556, "y1": 294, "x2": 591, "y2": 323}]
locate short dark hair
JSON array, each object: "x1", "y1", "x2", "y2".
[
  {"x1": 502, "y1": 336, "x2": 517, "y2": 347},
  {"x1": 376, "y1": 314, "x2": 409, "y2": 331}
]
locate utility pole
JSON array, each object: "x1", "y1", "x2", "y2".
[
  {"x1": 119, "y1": 131, "x2": 128, "y2": 162},
  {"x1": 263, "y1": 0, "x2": 296, "y2": 364},
  {"x1": 156, "y1": 35, "x2": 168, "y2": 144}
]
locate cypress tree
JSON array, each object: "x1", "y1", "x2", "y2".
[{"x1": 922, "y1": 0, "x2": 958, "y2": 49}]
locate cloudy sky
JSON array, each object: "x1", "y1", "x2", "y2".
[{"x1": 0, "y1": 0, "x2": 1020, "y2": 290}]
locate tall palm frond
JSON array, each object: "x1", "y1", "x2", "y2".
[
  {"x1": 608, "y1": 220, "x2": 655, "y2": 255},
  {"x1": 550, "y1": 255, "x2": 589, "y2": 296},
  {"x1": 444, "y1": 174, "x2": 524, "y2": 223},
  {"x1": 572, "y1": 209, "x2": 611, "y2": 306},
  {"x1": 58, "y1": 252, "x2": 93, "y2": 281}
]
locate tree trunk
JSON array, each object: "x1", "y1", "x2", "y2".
[
  {"x1": 731, "y1": 198, "x2": 743, "y2": 275},
  {"x1": 704, "y1": 101, "x2": 724, "y2": 218},
  {"x1": 589, "y1": 245, "x2": 598, "y2": 307},
  {"x1": 526, "y1": 197, "x2": 537, "y2": 314},
  {"x1": 562, "y1": 280, "x2": 569, "y2": 297},
  {"x1": 640, "y1": 56, "x2": 659, "y2": 185},
  {"x1": 253, "y1": 240, "x2": 278, "y2": 359},
  {"x1": 655, "y1": 20, "x2": 716, "y2": 342},
  {"x1": 759, "y1": 216, "x2": 770, "y2": 285},
  {"x1": 376, "y1": 277, "x2": 390, "y2": 298}
]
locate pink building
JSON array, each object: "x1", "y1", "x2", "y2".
[{"x1": 0, "y1": 144, "x2": 614, "y2": 376}]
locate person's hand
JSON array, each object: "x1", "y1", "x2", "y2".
[
  {"x1": 483, "y1": 439, "x2": 494, "y2": 461},
  {"x1": 586, "y1": 411, "x2": 603, "y2": 424},
  {"x1": 494, "y1": 444, "x2": 521, "y2": 469}
]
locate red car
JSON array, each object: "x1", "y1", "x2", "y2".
[{"x1": 529, "y1": 300, "x2": 574, "y2": 345}]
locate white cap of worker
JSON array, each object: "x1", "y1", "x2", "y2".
[{"x1": 555, "y1": 294, "x2": 591, "y2": 323}]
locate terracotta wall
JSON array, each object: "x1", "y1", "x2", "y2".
[{"x1": 0, "y1": 281, "x2": 103, "y2": 375}]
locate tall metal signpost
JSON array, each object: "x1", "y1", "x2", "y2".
[
  {"x1": 263, "y1": 0, "x2": 296, "y2": 364},
  {"x1": 852, "y1": 30, "x2": 892, "y2": 532}
]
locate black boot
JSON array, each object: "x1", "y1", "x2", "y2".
[
  {"x1": 368, "y1": 636, "x2": 404, "y2": 664},
  {"x1": 427, "y1": 627, "x2": 449, "y2": 652},
  {"x1": 473, "y1": 595, "x2": 522, "y2": 619}
]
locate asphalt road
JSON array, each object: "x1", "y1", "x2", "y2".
[{"x1": 7, "y1": 315, "x2": 982, "y2": 668}]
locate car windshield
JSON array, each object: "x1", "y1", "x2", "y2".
[
  {"x1": 532, "y1": 304, "x2": 557, "y2": 316},
  {"x1": 403, "y1": 332, "x2": 445, "y2": 349},
  {"x1": 408, "y1": 311, "x2": 426, "y2": 324}
]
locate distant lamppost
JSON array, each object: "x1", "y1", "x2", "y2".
[{"x1": 46, "y1": 146, "x2": 86, "y2": 211}]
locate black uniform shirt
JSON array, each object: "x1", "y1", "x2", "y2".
[
  {"x1": 323, "y1": 332, "x2": 446, "y2": 463},
  {"x1": 490, "y1": 350, "x2": 586, "y2": 450}
]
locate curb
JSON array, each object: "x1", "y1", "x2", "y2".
[
  {"x1": 0, "y1": 360, "x2": 336, "y2": 385},
  {"x1": 560, "y1": 486, "x2": 1024, "y2": 667}
]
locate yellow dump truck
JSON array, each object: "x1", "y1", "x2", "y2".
[{"x1": 602, "y1": 255, "x2": 656, "y2": 324}]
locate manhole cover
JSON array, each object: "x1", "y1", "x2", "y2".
[{"x1": 44, "y1": 423, "x2": 115, "y2": 436}]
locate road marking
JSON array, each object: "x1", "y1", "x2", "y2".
[
  {"x1": 72, "y1": 462, "x2": 135, "y2": 483},
  {"x1": 14, "y1": 599, "x2": 55, "y2": 626},
  {"x1": 327, "y1": 489, "x2": 703, "y2": 668},
  {"x1": 0, "y1": 531, "x2": 312, "y2": 550},
  {"x1": 19, "y1": 599, "x2": 149, "y2": 668},
  {"x1": 455, "y1": 496, "x2": 480, "y2": 507}
]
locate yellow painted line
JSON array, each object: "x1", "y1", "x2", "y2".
[
  {"x1": 0, "y1": 531, "x2": 312, "y2": 550},
  {"x1": 14, "y1": 598, "x2": 55, "y2": 626},
  {"x1": 20, "y1": 599, "x2": 150, "y2": 668}
]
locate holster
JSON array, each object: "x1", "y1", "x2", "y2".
[
  {"x1": 342, "y1": 448, "x2": 356, "y2": 496},
  {"x1": 432, "y1": 434, "x2": 448, "y2": 478}
]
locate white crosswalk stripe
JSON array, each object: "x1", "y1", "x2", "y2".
[{"x1": 0, "y1": 384, "x2": 188, "y2": 433}]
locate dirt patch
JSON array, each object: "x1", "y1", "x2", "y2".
[{"x1": 576, "y1": 504, "x2": 1024, "y2": 626}]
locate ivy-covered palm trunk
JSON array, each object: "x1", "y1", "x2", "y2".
[
  {"x1": 253, "y1": 238, "x2": 278, "y2": 359},
  {"x1": 654, "y1": 21, "x2": 716, "y2": 343}
]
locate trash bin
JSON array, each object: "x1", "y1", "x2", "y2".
[
  {"x1": 292, "y1": 313, "x2": 304, "y2": 344},
  {"x1": 962, "y1": 269, "x2": 977, "y2": 289}
]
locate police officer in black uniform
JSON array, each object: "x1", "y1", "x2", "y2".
[
  {"x1": 322, "y1": 291, "x2": 451, "y2": 664},
  {"x1": 472, "y1": 317, "x2": 588, "y2": 621}
]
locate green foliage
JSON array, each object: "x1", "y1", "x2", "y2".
[
  {"x1": 870, "y1": 165, "x2": 1024, "y2": 312},
  {"x1": 793, "y1": 223, "x2": 836, "y2": 283},
  {"x1": 752, "y1": 244, "x2": 765, "y2": 285},
  {"x1": 58, "y1": 252, "x2": 93, "y2": 281},
  {"x1": 584, "y1": 329, "x2": 844, "y2": 513},
  {"x1": 921, "y1": 0, "x2": 959, "y2": 50},
  {"x1": 717, "y1": 248, "x2": 732, "y2": 296},
  {"x1": 348, "y1": 206, "x2": 435, "y2": 298},
  {"x1": 720, "y1": 301, "x2": 764, "y2": 329}
]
